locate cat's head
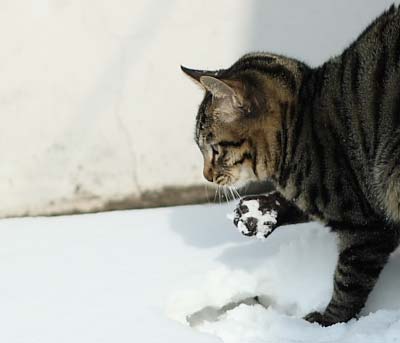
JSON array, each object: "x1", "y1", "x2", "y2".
[{"x1": 182, "y1": 56, "x2": 302, "y2": 188}]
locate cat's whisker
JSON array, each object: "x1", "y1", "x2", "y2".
[
  {"x1": 232, "y1": 186, "x2": 238, "y2": 199},
  {"x1": 233, "y1": 187, "x2": 240, "y2": 200},
  {"x1": 221, "y1": 186, "x2": 226, "y2": 203},
  {"x1": 204, "y1": 184, "x2": 211, "y2": 203},
  {"x1": 225, "y1": 186, "x2": 232, "y2": 202},
  {"x1": 228, "y1": 186, "x2": 236, "y2": 201},
  {"x1": 214, "y1": 187, "x2": 219, "y2": 203},
  {"x1": 226, "y1": 186, "x2": 232, "y2": 201},
  {"x1": 232, "y1": 186, "x2": 242, "y2": 200}
]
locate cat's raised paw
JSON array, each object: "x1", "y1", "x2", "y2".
[{"x1": 232, "y1": 196, "x2": 278, "y2": 240}]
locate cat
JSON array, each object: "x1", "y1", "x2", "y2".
[{"x1": 181, "y1": 5, "x2": 400, "y2": 326}]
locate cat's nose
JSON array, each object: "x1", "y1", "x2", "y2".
[{"x1": 203, "y1": 167, "x2": 214, "y2": 182}]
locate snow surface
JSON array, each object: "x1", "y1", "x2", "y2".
[{"x1": 1, "y1": 203, "x2": 400, "y2": 342}]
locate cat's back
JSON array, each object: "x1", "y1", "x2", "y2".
[
  {"x1": 321, "y1": 5, "x2": 400, "y2": 221},
  {"x1": 324, "y1": 5, "x2": 400, "y2": 164}
]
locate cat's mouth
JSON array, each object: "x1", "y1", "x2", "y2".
[
  {"x1": 213, "y1": 165, "x2": 257, "y2": 188},
  {"x1": 213, "y1": 174, "x2": 252, "y2": 193},
  {"x1": 214, "y1": 174, "x2": 233, "y2": 186}
]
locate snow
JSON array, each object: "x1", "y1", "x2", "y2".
[{"x1": 1, "y1": 203, "x2": 400, "y2": 342}]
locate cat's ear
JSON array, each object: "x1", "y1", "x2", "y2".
[
  {"x1": 181, "y1": 66, "x2": 246, "y2": 118},
  {"x1": 180, "y1": 66, "x2": 237, "y2": 97},
  {"x1": 181, "y1": 66, "x2": 219, "y2": 84},
  {"x1": 200, "y1": 76, "x2": 244, "y2": 109},
  {"x1": 199, "y1": 76, "x2": 235, "y2": 98}
]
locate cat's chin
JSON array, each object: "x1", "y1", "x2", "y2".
[
  {"x1": 229, "y1": 179, "x2": 252, "y2": 190},
  {"x1": 229, "y1": 175, "x2": 257, "y2": 189},
  {"x1": 228, "y1": 166, "x2": 258, "y2": 189}
]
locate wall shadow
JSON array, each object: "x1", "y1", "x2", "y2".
[{"x1": 169, "y1": 202, "x2": 243, "y2": 248}]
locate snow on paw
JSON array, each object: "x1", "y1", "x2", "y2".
[{"x1": 230, "y1": 198, "x2": 278, "y2": 240}]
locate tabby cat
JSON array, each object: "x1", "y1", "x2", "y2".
[{"x1": 181, "y1": 5, "x2": 400, "y2": 326}]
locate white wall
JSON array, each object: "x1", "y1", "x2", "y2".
[{"x1": 0, "y1": 0, "x2": 397, "y2": 217}]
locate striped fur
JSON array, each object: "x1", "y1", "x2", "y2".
[{"x1": 183, "y1": 5, "x2": 400, "y2": 326}]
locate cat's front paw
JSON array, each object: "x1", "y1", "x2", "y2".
[
  {"x1": 232, "y1": 196, "x2": 278, "y2": 240},
  {"x1": 303, "y1": 311, "x2": 337, "y2": 327}
]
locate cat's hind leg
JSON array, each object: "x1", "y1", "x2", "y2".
[{"x1": 304, "y1": 223, "x2": 399, "y2": 326}]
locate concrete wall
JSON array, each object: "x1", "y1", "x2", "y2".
[{"x1": 0, "y1": 0, "x2": 396, "y2": 217}]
